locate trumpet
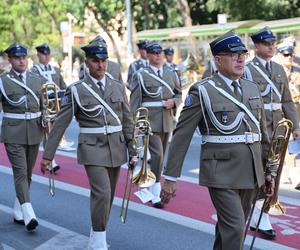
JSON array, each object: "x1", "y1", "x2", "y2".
[
  {"x1": 41, "y1": 82, "x2": 61, "y2": 197},
  {"x1": 120, "y1": 107, "x2": 156, "y2": 223}
]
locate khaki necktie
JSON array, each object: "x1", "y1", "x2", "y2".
[
  {"x1": 232, "y1": 81, "x2": 242, "y2": 101},
  {"x1": 19, "y1": 74, "x2": 24, "y2": 83},
  {"x1": 97, "y1": 81, "x2": 105, "y2": 95},
  {"x1": 157, "y1": 69, "x2": 162, "y2": 78},
  {"x1": 266, "y1": 61, "x2": 271, "y2": 74}
]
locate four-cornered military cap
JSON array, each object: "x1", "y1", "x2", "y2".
[
  {"x1": 81, "y1": 42, "x2": 108, "y2": 59},
  {"x1": 90, "y1": 35, "x2": 107, "y2": 45},
  {"x1": 5, "y1": 42, "x2": 27, "y2": 57},
  {"x1": 137, "y1": 40, "x2": 148, "y2": 50},
  {"x1": 35, "y1": 43, "x2": 51, "y2": 54},
  {"x1": 277, "y1": 43, "x2": 294, "y2": 55},
  {"x1": 251, "y1": 27, "x2": 276, "y2": 43},
  {"x1": 210, "y1": 30, "x2": 248, "y2": 56},
  {"x1": 163, "y1": 47, "x2": 174, "y2": 55},
  {"x1": 146, "y1": 42, "x2": 163, "y2": 54}
]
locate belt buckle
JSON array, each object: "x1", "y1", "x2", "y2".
[{"x1": 245, "y1": 132, "x2": 254, "y2": 144}]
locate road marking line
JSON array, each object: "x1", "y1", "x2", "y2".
[
  {"x1": 0, "y1": 166, "x2": 297, "y2": 250},
  {"x1": 0, "y1": 204, "x2": 88, "y2": 250}
]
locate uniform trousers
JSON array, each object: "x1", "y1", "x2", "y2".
[
  {"x1": 5, "y1": 143, "x2": 40, "y2": 204},
  {"x1": 208, "y1": 187, "x2": 257, "y2": 250},
  {"x1": 84, "y1": 165, "x2": 120, "y2": 231},
  {"x1": 149, "y1": 132, "x2": 170, "y2": 182}
]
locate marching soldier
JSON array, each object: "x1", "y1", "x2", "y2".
[
  {"x1": 31, "y1": 43, "x2": 67, "y2": 173},
  {"x1": 276, "y1": 42, "x2": 300, "y2": 190},
  {"x1": 0, "y1": 42, "x2": 47, "y2": 231},
  {"x1": 127, "y1": 40, "x2": 149, "y2": 89},
  {"x1": 79, "y1": 35, "x2": 123, "y2": 82},
  {"x1": 202, "y1": 58, "x2": 218, "y2": 79},
  {"x1": 160, "y1": 31, "x2": 273, "y2": 250},
  {"x1": 244, "y1": 27, "x2": 300, "y2": 239},
  {"x1": 31, "y1": 43, "x2": 66, "y2": 89},
  {"x1": 130, "y1": 42, "x2": 182, "y2": 208},
  {"x1": 163, "y1": 47, "x2": 177, "y2": 71},
  {"x1": 41, "y1": 42, "x2": 136, "y2": 250}
]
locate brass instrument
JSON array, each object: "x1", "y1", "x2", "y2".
[
  {"x1": 41, "y1": 82, "x2": 61, "y2": 197},
  {"x1": 120, "y1": 107, "x2": 156, "y2": 223},
  {"x1": 263, "y1": 118, "x2": 293, "y2": 214},
  {"x1": 179, "y1": 53, "x2": 200, "y2": 89},
  {"x1": 249, "y1": 118, "x2": 293, "y2": 249}
]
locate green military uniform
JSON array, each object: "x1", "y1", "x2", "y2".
[
  {"x1": 127, "y1": 41, "x2": 149, "y2": 89},
  {"x1": 162, "y1": 31, "x2": 270, "y2": 250},
  {"x1": 130, "y1": 42, "x2": 182, "y2": 205},
  {"x1": 42, "y1": 42, "x2": 134, "y2": 250},
  {"x1": 165, "y1": 74, "x2": 270, "y2": 250},
  {"x1": 0, "y1": 42, "x2": 46, "y2": 231},
  {"x1": 245, "y1": 57, "x2": 299, "y2": 136},
  {"x1": 31, "y1": 64, "x2": 66, "y2": 89},
  {"x1": 43, "y1": 74, "x2": 134, "y2": 224},
  {"x1": 244, "y1": 27, "x2": 300, "y2": 240}
]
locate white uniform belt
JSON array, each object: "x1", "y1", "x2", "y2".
[
  {"x1": 264, "y1": 103, "x2": 282, "y2": 111},
  {"x1": 202, "y1": 132, "x2": 261, "y2": 144},
  {"x1": 3, "y1": 112, "x2": 41, "y2": 120},
  {"x1": 79, "y1": 125, "x2": 122, "y2": 134},
  {"x1": 141, "y1": 101, "x2": 165, "y2": 107}
]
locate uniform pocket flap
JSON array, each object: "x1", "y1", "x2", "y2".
[
  {"x1": 248, "y1": 99, "x2": 262, "y2": 109},
  {"x1": 202, "y1": 150, "x2": 230, "y2": 160},
  {"x1": 212, "y1": 103, "x2": 236, "y2": 112},
  {"x1": 111, "y1": 96, "x2": 123, "y2": 103},
  {"x1": 78, "y1": 135, "x2": 97, "y2": 145}
]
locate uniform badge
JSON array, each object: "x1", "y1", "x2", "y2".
[
  {"x1": 221, "y1": 111, "x2": 228, "y2": 123},
  {"x1": 184, "y1": 95, "x2": 193, "y2": 107},
  {"x1": 61, "y1": 94, "x2": 71, "y2": 106}
]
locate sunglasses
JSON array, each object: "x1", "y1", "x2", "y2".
[{"x1": 283, "y1": 54, "x2": 293, "y2": 57}]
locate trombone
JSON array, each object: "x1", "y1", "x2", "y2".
[
  {"x1": 120, "y1": 107, "x2": 156, "y2": 223},
  {"x1": 248, "y1": 118, "x2": 293, "y2": 249},
  {"x1": 41, "y1": 82, "x2": 61, "y2": 197}
]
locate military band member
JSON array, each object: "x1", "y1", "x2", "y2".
[
  {"x1": 79, "y1": 35, "x2": 123, "y2": 83},
  {"x1": 130, "y1": 42, "x2": 182, "y2": 208},
  {"x1": 31, "y1": 43, "x2": 66, "y2": 89},
  {"x1": 276, "y1": 42, "x2": 300, "y2": 191},
  {"x1": 202, "y1": 58, "x2": 218, "y2": 79},
  {"x1": 160, "y1": 31, "x2": 273, "y2": 250},
  {"x1": 41, "y1": 42, "x2": 136, "y2": 250},
  {"x1": 163, "y1": 47, "x2": 177, "y2": 70},
  {"x1": 244, "y1": 27, "x2": 300, "y2": 239},
  {"x1": 31, "y1": 43, "x2": 67, "y2": 173},
  {"x1": 0, "y1": 42, "x2": 47, "y2": 231},
  {"x1": 127, "y1": 40, "x2": 149, "y2": 89}
]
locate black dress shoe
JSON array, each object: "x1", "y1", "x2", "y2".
[
  {"x1": 295, "y1": 183, "x2": 300, "y2": 191},
  {"x1": 250, "y1": 226, "x2": 276, "y2": 239},
  {"x1": 14, "y1": 218, "x2": 25, "y2": 225},
  {"x1": 153, "y1": 202, "x2": 164, "y2": 209},
  {"x1": 50, "y1": 165, "x2": 60, "y2": 174},
  {"x1": 26, "y1": 219, "x2": 38, "y2": 231}
]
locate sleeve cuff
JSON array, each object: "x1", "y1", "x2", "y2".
[{"x1": 164, "y1": 175, "x2": 177, "y2": 182}]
